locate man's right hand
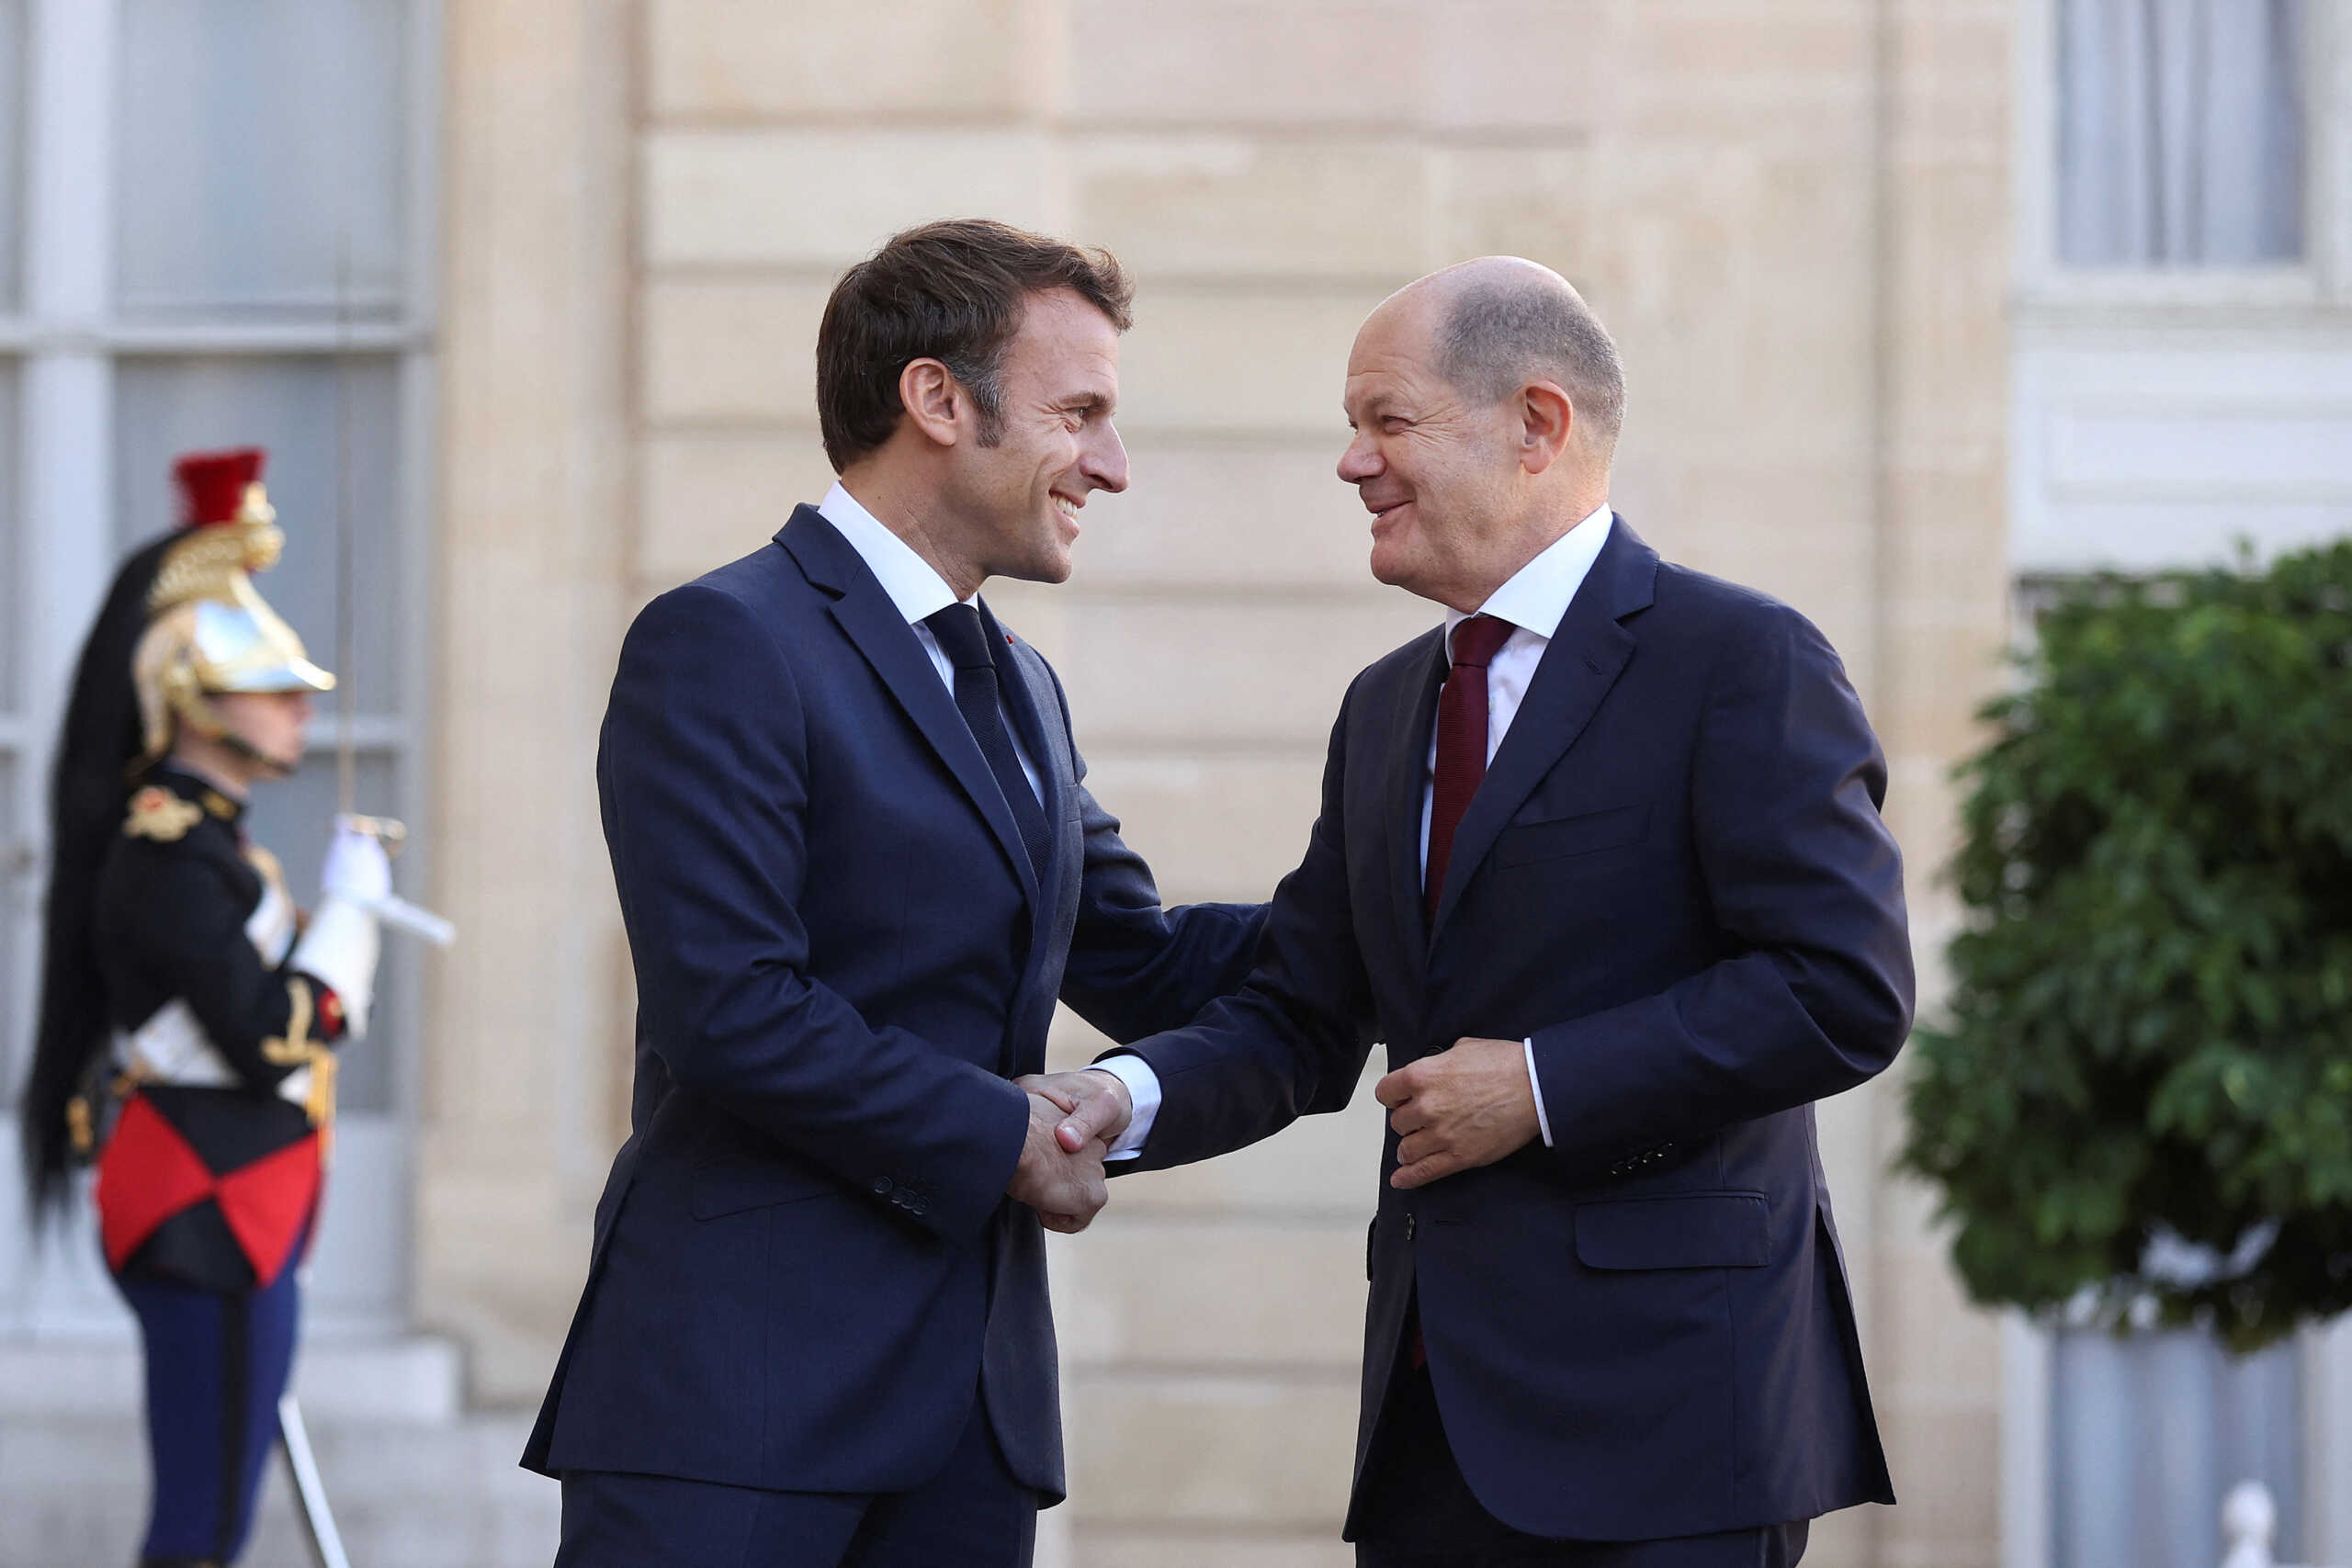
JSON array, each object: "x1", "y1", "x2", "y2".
[
  {"x1": 1017, "y1": 1068, "x2": 1135, "y2": 1155},
  {"x1": 1007, "y1": 1091, "x2": 1110, "y2": 1234}
]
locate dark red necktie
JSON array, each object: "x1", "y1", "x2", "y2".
[
  {"x1": 1425, "y1": 615, "x2": 1514, "y2": 925},
  {"x1": 1408, "y1": 614, "x2": 1514, "y2": 1373}
]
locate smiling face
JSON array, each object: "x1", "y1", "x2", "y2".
[
  {"x1": 942, "y1": 288, "x2": 1131, "y2": 587},
  {"x1": 1339, "y1": 295, "x2": 1531, "y2": 612}
]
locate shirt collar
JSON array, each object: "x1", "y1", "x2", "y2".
[
  {"x1": 818, "y1": 481, "x2": 969, "y2": 624},
  {"x1": 1442, "y1": 503, "x2": 1613, "y2": 657}
]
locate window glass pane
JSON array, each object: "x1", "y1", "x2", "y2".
[
  {"x1": 114, "y1": 355, "x2": 403, "y2": 715},
  {"x1": 0, "y1": 359, "x2": 17, "y2": 707},
  {"x1": 0, "y1": 756, "x2": 22, "y2": 1103},
  {"x1": 243, "y1": 750, "x2": 401, "y2": 1112},
  {"x1": 0, "y1": 0, "x2": 22, "y2": 310},
  {"x1": 117, "y1": 0, "x2": 408, "y2": 315},
  {"x1": 2051, "y1": 1327, "x2": 2302, "y2": 1568},
  {"x1": 2058, "y1": 0, "x2": 2304, "y2": 266}
]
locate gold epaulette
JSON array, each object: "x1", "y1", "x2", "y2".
[{"x1": 123, "y1": 785, "x2": 203, "y2": 843}]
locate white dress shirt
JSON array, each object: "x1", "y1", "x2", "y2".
[
  {"x1": 818, "y1": 482, "x2": 1042, "y2": 803},
  {"x1": 1098, "y1": 503, "x2": 1615, "y2": 1157}
]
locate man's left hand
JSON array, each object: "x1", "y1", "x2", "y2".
[{"x1": 1376, "y1": 1037, "x2": 1540, "y2": 1190}]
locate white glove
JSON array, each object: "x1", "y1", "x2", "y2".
[
  {"x1": 322, "y1": 820, "x2": 393, "y2": 903},
  {"x1": 294, "y1": 819, "x2": 388, "y2": 1038}
]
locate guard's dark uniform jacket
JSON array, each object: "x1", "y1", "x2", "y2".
[{"x1": 90, "y1": 765, "x2": 351, "y2": 1294}]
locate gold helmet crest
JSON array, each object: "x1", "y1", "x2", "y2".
[{"x1": 130, "y1": 448, "x2": 335, "y2": 772}]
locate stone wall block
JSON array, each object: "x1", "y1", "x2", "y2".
[
  {"x1": 1069, "y1": 1, "x2": 1425, "y2": 127},
  {"x1": 1045, "y1": 1014, "x2": 1386, "y2": 1214},
  {"x1": 644, "y1": 129, "x2": 1059, "y2": 268},
  {"x1": 648, "y1": 0, "x2": 1032, "y2": 120},
  {"x1": 641, "y1": 278, "x2": 830, "y2": 425},
  {"x1": 1874, "y1": 1404, "x2": 2002, "y2": 1556},
  {"x1": 1114, "y1": 285, "x2": 1394, "y2": 436},
  {"x1": 638, "y1": 432, "x2": 840, "y2": 588},
  {"x1": 1620, "y1": 2, "x2": 1875, "y2": 146},
  {"x1": 1559, "y1": 147, "x2": 1872, "y2": 472},
  {"x1": 1433, "y1": 146, "x2": 1599, "y2": 276},
  {"x1": 1057, "y1": 596, "x2": 1436, "y2": 746},
  {"x1": 1069, "y1": 436, "x2": 1376, "y2": 591},
  {"x1": 1074, "y1": 136, "x2": 1433, "y2": 280},
  {"x1": 1057, "y1": 750, "x2": 1329, "y2": 902},
  {"x1": 1879, "y1": 1252, "x2": 2005, "y2": 1407},
  {"x1": 1422, "y1": 1, "x2": 1618, "y2": 131},
  {"x1": 1063, "y1": 1372, "x2": 1360, "y2": 1526},
  {"x1": 1058, "y1": 1220, "x2": 1369, "y2": 1367},
  {"x1": 1887, "y1": 164, "x2": 2011, "y2": 449},
  {"x1": 1633, "y1": 464, "x2": 1876, "y2": 677}
]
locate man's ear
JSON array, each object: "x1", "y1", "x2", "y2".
[
  {"x1": 1519, "y1": 381, "x2": 1575, "y2": 476},
  {"x1": 899, "y1": 358, "x2": 965, "y2": 447}
]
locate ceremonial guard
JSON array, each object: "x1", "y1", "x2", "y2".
[{"x1": 18, "y1": 448, "x2": 388, "y2": 1568}]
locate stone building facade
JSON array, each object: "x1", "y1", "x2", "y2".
[
  {"x1": 12, "y1": 2, "x2": 2349, "y2": 1565},
  {"x1": 427, "y1": 3, "x2": 2012, "y2": 1564}
]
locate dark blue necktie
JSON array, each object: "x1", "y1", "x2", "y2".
[{"x1": 923, "y1": 604, "x2": 1051, "y2": 881}]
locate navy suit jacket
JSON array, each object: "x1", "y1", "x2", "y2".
[
  {"x1": 1110, "y1": 520, "x2": 1914, "y2": 1540},
  {"x1": 523, "y1": 506, "x2": 1264, "y2": 1500}
]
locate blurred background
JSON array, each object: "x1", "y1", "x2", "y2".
[{"x1": 0, "y1": 1, "x2": 2346, "y2": 1565}]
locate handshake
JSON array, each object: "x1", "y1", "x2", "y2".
[
  {"x1": 1002, "y1": 1068, "x2": 1137, "y2": 1234},
  {"x1": 997, "y1": 1037, "x2": 1545, "y2": 1232}
]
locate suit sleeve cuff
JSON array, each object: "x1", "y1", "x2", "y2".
[
  {"x1": 1524, "y1": 1038, "x2": 1554, "y2": 1148},
  {"x1": 1091, "y1": 1053, "x2": 1163, "y2": 1160}
]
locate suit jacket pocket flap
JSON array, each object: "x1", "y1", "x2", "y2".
[
  {"x1": 1493, "y1": 804, "x2": 1647, "y2": 868},
  {"x1": 1574, "y1": 1191, "x2": 1770, "y2": 1269},
  {"x1": 690, "y1": 1158, "x2": 838, "y2": 1220}
]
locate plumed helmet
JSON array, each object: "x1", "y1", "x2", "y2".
[{"x1": 129, "y1": 448, "x2": 335, "y2": 771}]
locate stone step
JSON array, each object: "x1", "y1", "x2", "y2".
[
  {"x1": 0, "y1": 1411, "x2": 560, "y2": 1568},
  {"x1": 0, "y1": 1332, "x2": 466, "y2": 1423}
]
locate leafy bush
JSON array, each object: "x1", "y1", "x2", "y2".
[{"x1": 1900, "y1": 542, "x2": 2352, "y2": 1350}]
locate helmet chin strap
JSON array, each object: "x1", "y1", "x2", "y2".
[{"x1": 219, "y1": 729, "x2": 301, "y2": 780}]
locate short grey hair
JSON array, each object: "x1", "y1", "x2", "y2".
[{"x1": 1433, "y1": 276, "x2": 1625, "y2": 448}]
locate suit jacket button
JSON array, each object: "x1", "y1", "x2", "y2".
[
  {"x1": 872, "y1": 1177, "x2": 894, "y2": 1196},
  {"x1": 1405, "y1": 1213, "x2": 1417, "y2": 1242}
]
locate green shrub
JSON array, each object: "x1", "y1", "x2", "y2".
[{"x1": 1899, "y1": 541, "x2": 2352, "y2": 1350}]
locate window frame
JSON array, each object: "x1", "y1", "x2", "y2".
[
  {"x1": 0, "y1": 0, "x2": 440, "y2": 1335},
  {"x1": 2013, "y1": 0, "x2": 2350, "y2": 312}
]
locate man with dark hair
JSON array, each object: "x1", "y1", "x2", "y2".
[
  {"x1": 1035, "y1": 256, "x2": 1912, "y2": 1565},
  {"x1": 524, "y1": 219, "x2": 1265, "y2": 1568}
]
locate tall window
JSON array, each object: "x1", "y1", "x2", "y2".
[
  {"x1": 2057, "y1": 0, "x2": 2306, "y2": 266},
  {"x1": 1, "y1": 0, "x2": 431, "y2": 1330},
  {"x1": 2051, "y1": 1326, "x2": 2304, "y2": 1568}
]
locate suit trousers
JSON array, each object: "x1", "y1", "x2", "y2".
[
  {"x1": 553, "y1": 1385, "x2": 1038, "y2": 1568},
  {"x1": 1351, "y1": 1303, "x2": 1807, "y2": 1568}
]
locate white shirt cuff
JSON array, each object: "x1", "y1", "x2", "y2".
[
  {"x1": 1524, "y1": 1038, "x2": 1554, "y2": 1147},
  {"x1": 1091, "y1": 1054, "x2": 1163, "y2": 1160}
]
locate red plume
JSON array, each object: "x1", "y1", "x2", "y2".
[{"x1": 172, "y1": 448, "x2": 267, "y2": 529}]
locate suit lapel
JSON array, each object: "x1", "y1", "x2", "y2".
[
  {"x1": 1429, "y1": 519, "x2": 1659, "y2": 940},
  {"x1": 1383, "y1": 631, "x2": 1448, "y2": 956},
  {"x1": 995, "y1": 622, "x2": 1083, "y2": 1080},
  {"x1": 778, "y1": 508, "x2": 1042, "y2": 913}
]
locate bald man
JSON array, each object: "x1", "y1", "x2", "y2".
[{"x1": 1025, "y1": 261, "x2": 1913, "y2": 1565}]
